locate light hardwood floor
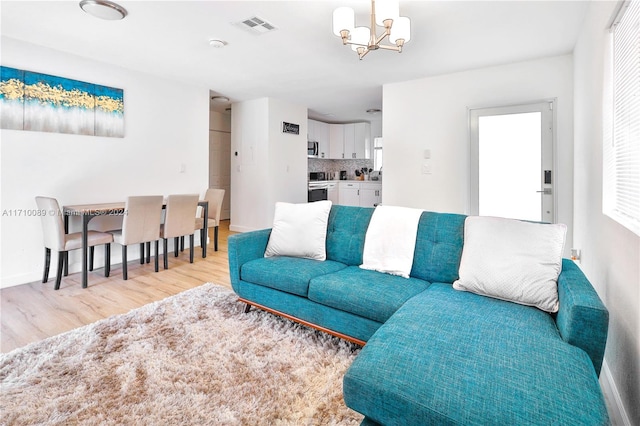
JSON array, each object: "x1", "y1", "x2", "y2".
[{"x1": 1, "y1": 221, "x2": 236, "y2": 353}]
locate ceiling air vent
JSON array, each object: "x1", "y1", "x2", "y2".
[{"x1": 237, "y1": 16, "x2": 278, "y2": 35}]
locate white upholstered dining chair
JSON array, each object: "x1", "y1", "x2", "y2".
[
  {"x1": 108, "y1": 195, "x2": 164, "y2": 280},
  {"x1": 35, "y1": 196, "x2": 113, "y2": 290},
  {"x1": 160, "y1": 194, "x2": 199, "y2": 269},
  {"x1": 195, "y1": 188, "x2": 225, "y2": 252}
]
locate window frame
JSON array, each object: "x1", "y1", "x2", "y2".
[{"x1": 603, "y1": 0, "x2": 640, "y2": 236}]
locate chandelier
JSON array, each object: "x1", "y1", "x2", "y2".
[{"x1": 332, "y1": 0, "x2": 411, "y2": 60}]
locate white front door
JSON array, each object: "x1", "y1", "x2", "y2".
[{"x1": 469, "y1": 100, "x2": 555, "y2": 223}]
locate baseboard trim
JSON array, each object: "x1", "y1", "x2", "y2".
[{"x1": 600, "y1": 360, "x2": 631, "y2": 426}]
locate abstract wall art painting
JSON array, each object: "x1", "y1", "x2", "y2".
[
  {"x1": 0, "y1": 66, "x2": 124, "y2": 138},
  {"x1": 23, "y1": 71, "x2": 96, "y2": 135},
  {"x1": 0, "y1": 66, "x2": 25, "y2": 130},
  {"x1": 94, "y1": 84, "x2": 124, "y2": 137}
]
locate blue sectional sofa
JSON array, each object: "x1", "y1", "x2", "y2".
[{"x1": 227, "y1": 205, "x2": 610, "y2": 425}]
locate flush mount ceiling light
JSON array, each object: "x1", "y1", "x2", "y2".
[
  {"x1": 333, "y1": 0, "x2": 411, "y2": 60},
  {"x1": 79, "y1": 0, "x2": 127, "y2": 20},
  {"x1": 211, "y1": 96, "x2": 230, "y2": 103},
  {"x1": 209, "y1": 39, "x2": 227, "y2": 48}
]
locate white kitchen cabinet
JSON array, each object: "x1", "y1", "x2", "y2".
[
  {"x1": 329, "y1": 124, "x2": 344, "y2": 159},
  {"x1": 338, "y1": 182, "x2": 361, "y2": 206},
  {"x1": 359, "y1": 182, "x2": 382, "y2": 207},
  {"x1": 342, "y1": 122, "x2": 371, "y2": 159},
  {"x1": 343, "y1": 123, "x2": 356, "y2": 159},
  {"x1": 327, "y1": 184, "x2": 339, "y2": 204},
  {"x1": 308, "y1": 119, "x2": 330, "y2": 158},
  {"x1": 337, "y1": 181, "x2": 381, "y2": 207},
  {"x1": 328, "y1": 122, "x2": 370, "y2": 159},
  {"x1": 316, "y1": 121, "x2": 330, "y2": 159},
  {"x1": 307, "y1": 119, "x2": 316, "y2": 142},
  {"x1": 354, "y1": 122, "x2": 370, "y2": 159}
]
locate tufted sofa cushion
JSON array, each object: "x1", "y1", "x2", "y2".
[
  {"x1": 308, "y1": 266, "x2": 431, "y2": 323},
  {"x1": 241, "y1": 256, "x2": 347, "y2": 297},
  {"x1": 410, "y1": 212, "x2": 466, "y2": 283},
  {"x1": 325, "y1": 205, "x2": 375, "y2": 266}
]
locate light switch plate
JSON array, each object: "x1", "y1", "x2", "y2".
[{"x1": 424, "y1": 149, "x2": 431, "y2": 159}]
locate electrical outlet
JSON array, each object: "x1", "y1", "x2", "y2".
[{"x1": 421, "y1": 162, "x2": 432, "y2": 174}]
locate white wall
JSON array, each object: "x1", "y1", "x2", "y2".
[
  {"x1": 382, "y1": 55, "x2": 574, "y2": 251},
  {"x1": 230, "y1": 97, "x2": 307, "y2": 232},
  {"x1": 573, "y1": 2, "x2": 639, "y2": 424},
  {"x1": 0, "y1": 37, "x2": 210, "y2": 288}
]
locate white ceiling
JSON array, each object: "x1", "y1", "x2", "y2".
[{"x1": 1, "y1": 0, "x2": 589, "y2": 122}]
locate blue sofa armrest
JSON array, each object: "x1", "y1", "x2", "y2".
[
  {"x1": 556, "y1": 258, "x2": 609, "y2": 376},
  {"x1": 227, "y1": 229, "x2": 271, "y2": 292}
]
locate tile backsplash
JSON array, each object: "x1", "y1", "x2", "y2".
[{"x1": 308, "y1": 158, "x2": 375, "y2": 180}]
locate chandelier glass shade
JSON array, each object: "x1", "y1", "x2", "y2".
[{"x1": 332, "y1": 0, "x2": 411, "y2": 60}]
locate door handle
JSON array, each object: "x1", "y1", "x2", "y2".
[{"x1": 536, "y1": 188, "x2": 552, "y2": 195}]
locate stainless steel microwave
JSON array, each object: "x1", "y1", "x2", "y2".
[{"x1": 308, "y1": 141, "x2": 318, "y2": 157}]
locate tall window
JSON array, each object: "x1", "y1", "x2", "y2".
[{"x1": 604, "y1": 0, "x2": 640, "y2": 236}]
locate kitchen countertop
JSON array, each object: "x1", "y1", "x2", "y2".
[{"x1": 309, "y1": 179, "x2": 382, "y2": 184}]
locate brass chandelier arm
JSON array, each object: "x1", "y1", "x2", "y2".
[
  {"x1": 358, "y1": 47, "x2": 371, "y2": 60},
  {"x1": 376, "y1": 44, "x2": 402, "y2": 52},
  {"x1": 374, "y1": 28, "x2": 391, "y2": 46}
]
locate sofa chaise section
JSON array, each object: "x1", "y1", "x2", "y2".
[{"x1": 343, "y1": 271, "x2": 610, "y2": 425}]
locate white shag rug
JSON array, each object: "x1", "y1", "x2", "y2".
[{"x1": 0, "y1": 283, "x2": 364, "y2": 425}]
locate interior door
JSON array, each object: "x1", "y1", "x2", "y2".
[
  {"x1": 469, "y1": 100, "x2": 555, "y2": 223},
  {"x1": 209, "y1": 130, "x2": 231, "y2": 220}
]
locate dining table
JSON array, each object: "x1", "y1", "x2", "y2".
[{"x1": 63, "y1": 200, "x2": 208, "y2": 288}]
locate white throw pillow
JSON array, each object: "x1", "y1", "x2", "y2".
[
  {"x1": 453, "y1": 216, "x2": 566, "y2": 313},
  {"x1": 264, "y1": 201, "x2": 332, "y2": 261}
]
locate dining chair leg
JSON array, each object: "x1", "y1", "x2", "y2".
[
  {"x1": 163, "y1": 238, "x2": 169, "y2": 269},
  {"x1": 174, "y1": 237, "x2": 179, "y2": 257},
  {"x1": 55, "y1": 251, "x2": 65, "y2": 290},
  {"x1": 189, "y1": 234, "x2": 194, "y2": 263},
  {"x1": 63, "y1": 252, "x2": 69, "y2": 276},
  {"x1": 154, "y1": 240, "x2": 159, "y2": 272},
  {"x1": 200, "y1": 228, "x2": 206, "y2": 258},
  {"x1": 146, "y1": 242, "x2": 151, "y2": 264},
  {"x1": 139, "y1": 243, "x2": 145, "y2": 265},
  {"x1": 214, "y1": 226, "x2": 219, "y2": 252},
  {"x1": 180, "y1": 236, "x2": 185, "y2": 252},
  {"x1": 89, "y1": 246, "x2": 95, "y2": 271},
  {"x1": 105, "y1": 243, "x2": 111, "y2": 277},
  {"x1": 43, "y1": 248, "x2": 51, "y2": 283},
  {"x1": 122, "y1": 245, "x2": 128, "y2": 280}
]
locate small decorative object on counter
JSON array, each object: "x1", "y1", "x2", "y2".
[{"x1": 358, "y1": 168, "x2": 373, "y2": 180}]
